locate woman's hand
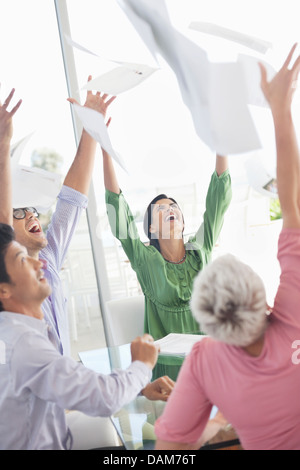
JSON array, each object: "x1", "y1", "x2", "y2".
[
  {"x1": 141, "y1": 376, "x2": 175, "y2": 401},
  {"x1": 259, "y1": 43, "x2": 300, "y2": 116}
]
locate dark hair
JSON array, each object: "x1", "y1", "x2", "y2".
[
  {"x1": 0, "y1": 224, "x2": 15, "y2": 311},
  {"x1": 143, "y1": 194, "x2": 184, "y2": 252}
]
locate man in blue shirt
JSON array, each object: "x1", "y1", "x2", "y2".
[
  {"x1": 0, "y1": 86, "x2": 174, "y2": 449},
  {"x1": 0, "y1": 222, "x2": 174, "y2": 450}
]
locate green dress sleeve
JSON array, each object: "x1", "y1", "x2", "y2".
[
  {"x1": 105, "y1": 189, "x2": 147, "y2": 269},
  {"x1": 187, "y1": 169, "x2": 232, "y2": 257}
]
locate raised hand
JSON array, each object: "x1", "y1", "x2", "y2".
[
  {"x1": 259, "y1": 43, "x2": 300, "y2": 115},
  {"x1": 259, "y1": 44, "x2": 300, "y2": 229},
  {"x1": 0, "y1": 88, "x2": 22, "y2": 144},
  {"x1": 67, "y1": 75, "x2": 116, "y2": 125}
]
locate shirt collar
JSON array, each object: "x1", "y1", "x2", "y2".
[
  {"x1": 0, "y1": 311, "x2": 48, "y2": 335},
  {"x1": 39, "y1": 258, "x2": 48, "y2": 271}
]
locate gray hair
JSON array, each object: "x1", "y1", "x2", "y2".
[{"x1": 190, "y1": 254, "x2": 268, "y2": 347}]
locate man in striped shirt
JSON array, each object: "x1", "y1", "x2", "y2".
[{"x1": 0, "y1": 85, "x2": 175, "y2": 449}]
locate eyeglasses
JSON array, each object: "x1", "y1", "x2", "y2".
[{"x1": 13, "y1": 207, "x2": 39, "y2": 220}]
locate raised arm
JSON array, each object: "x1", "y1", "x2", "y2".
[
  {"x1": 102, "y1": 148, "x2": 120, "y2": 194},
  {"x1": 65, "y1": 77, "x2": 116, "y2": 195},
  {"x1": 0, "y1": 88, "x2": 22, "y2": 226},
  {"x1": 215, "y1": 154, "x2": 228, "y2": 176},
  {"x1": 260, "y1": 44, "x2": 300, "y2": 229}
]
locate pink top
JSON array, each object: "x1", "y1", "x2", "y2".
[{"x1": 155, "y1": 229, "x2": 300, "y2": 450}]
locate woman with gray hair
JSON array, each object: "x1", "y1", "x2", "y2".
[
  {"x1": 155, "y1": 44, "x2": 300, "y2": 450},
  {"x1": 191, "y1": 253, "x2": 268, "y2": 348}
]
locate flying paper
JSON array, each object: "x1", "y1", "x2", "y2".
[
  {"x1": 118, "y1": 0, "x2": 263, "y2": 155},
  {"x1": 245, "y1": 155, "x2": 277, "y2": 198},
  {"x1": 116, "y1": 0, "x2": 165, "y2": 65},
  {"x1": 238, "y1": 54, "x2": 276, "y2": 108},
  {"x1": 9, "y1": 133, "x2": 61, "y2": 213},
  {"x1": 10, "y1": 132, "x2": 34, "y2": 165},
  {"x1": 189, "y1": 22, "x2": 272, "y2": 54},
  {"x1": 81, "y1": 62, "x2": 158, "y2": 95},
  {"x1": 65, "y1": 33, "x2": 158, "y2": 95},
  {"x1": 65, "y1": 33, "x2": 105, "y2": 59},
  {"x1": 72, "y1": 103, "x2": 128, "y2": 172},
  {"x1": 11, "y1": 165, "x2": 62, "y2": 213}
]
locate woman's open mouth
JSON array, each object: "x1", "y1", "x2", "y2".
[{"x1": 165, "y1": 214, "x2": 176, "y2": 222}]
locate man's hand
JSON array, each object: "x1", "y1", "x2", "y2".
[
  {"x1": 141, "y1": 376, "x2": 175, "y2": 401},
  {"x1": 63, "y1": 77, "x2": 116, "y2": 194},
  {"x1": 0, "y1": 87, "x2": 22, "y2": 226},
  {"x1": 67, "y1": 76, "x2": 116, "y2": 124},
  {"x1": 131, "y1": 334, "x2": 159, "y2": 370},
  {"x1": 0, "y1": 88, "x2": 22, "y2": 146}
]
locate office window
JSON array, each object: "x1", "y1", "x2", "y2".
[
  {"x1": 3, "y1": 0, "x2": 300, "y2": 356},
  {"x1": 1, "y1": 0, "x2": 106, "y2": 358},
  {"x1": 64, "y1": 0, "x2": 300, "y2": 318}
]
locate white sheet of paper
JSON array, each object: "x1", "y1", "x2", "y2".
[
  {"x1": 208, "y1": 61, "x2": 262, "y2": 155},
  {"x1": 81, "y1": 63, "x2": 158, "y2": 95},
  {"x1": 116, "y1": 0, "x2": 161, "y2": 65},
  {"x1": 245, "y1": 155, "x2": 277, "y2": 198},
  {"x1": 154, "y1": 333, "x2": 207, "y2": 356},
  {"x1": 65, "y1": 33, "x2": 158, "y2": 95},
  {"x1": 65, "y1": 33, "x2": 131, "y2": 68},
  {"x1": 189, "y1": 22, "x2": 273, "y2": 54},
  {"x1": 238, "y1": 54, "x2": 276, "y2": 108},
  {"x1": 73, "y1": 104, "x2": 128, "y2": 172},
  {"x1": 11, "y1": 165, "x2": 61, "y2": 213},
  {"x1": 65, "y1": 33, "x2": 106, "y2": 59},
  {"x1": 120, "y1": 0, "x2": 262, "y2": 155},
  {"x1": 10, "y1": 132, "x2": 34, "y2": 166},
  {"x1": 10, "y1": 133, "x2": 60, "y2": 213}
]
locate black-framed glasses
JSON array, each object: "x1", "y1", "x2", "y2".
[{"x1": 13, "y1": 207, "x2": 39, "y2": 220}]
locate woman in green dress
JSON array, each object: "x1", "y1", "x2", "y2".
[{"x1": 103, "y1": 148, "x2": 232, "y2": 379}]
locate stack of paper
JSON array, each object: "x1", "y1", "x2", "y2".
[{"x1": 154, "y1": 333, "x2": 207, "y2": 356}]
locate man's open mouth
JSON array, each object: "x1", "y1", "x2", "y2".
[{"x1": 27, "y1": 222, "x2": 41, "y2": 233}]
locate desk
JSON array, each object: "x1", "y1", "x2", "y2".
[{"x1": 79, "y1": 344, "x2": 241, "y2": 450}]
